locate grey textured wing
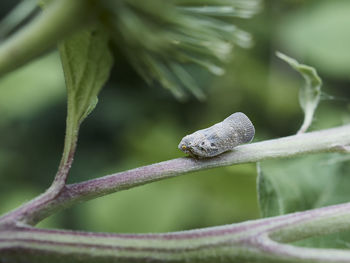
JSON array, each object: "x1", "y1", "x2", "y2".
[{"x1": 178, "y1": 112, "x2": 255, "y2": 158}]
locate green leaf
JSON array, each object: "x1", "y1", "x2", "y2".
[
  {"x1": 276, "y1": 52, "x2": 322, "y2": 133},
  {"x1": 257, "y1": 154, "x2": 350, "y2": 248},
  {"x1": 257, "y1": 154, "x2": 350, "y2": 217},
  {"x1": 58, "y1": 26, "x2": 113, "y2": 162},
  {"x1": 59, "y1": 28, "x2": 113, "y2": 125}
]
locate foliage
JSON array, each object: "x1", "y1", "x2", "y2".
[
  {"x1": 258, "y1": 154, "x2": 350, "y2": 217},
  {"x1": 58, "y1": 26, "x2": 113, "y2": 164},
  {"x1": 276, "y1": 52, "x2": 321, "y2": 134},
  {"x1": 0, "y1": 0, "x2": 350, "y2": 262}
]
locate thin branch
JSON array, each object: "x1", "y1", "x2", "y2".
[
  {"x1": 1, "y1": 124, "x2": 349, "y2": 226},
  {"x1": 48, "y1": 123, "x2": 350, "y2": 221},
  {"x1": 0, "y1": 101, "x2": 79, "y2": 228}
]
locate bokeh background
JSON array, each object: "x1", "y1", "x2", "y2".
[{"x1": 0, "y1": 0, "x2": 349, "y2": 233}]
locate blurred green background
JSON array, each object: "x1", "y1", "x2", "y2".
[{"x1": 0, "y1": 0, "x2": 349, "y2": 234}]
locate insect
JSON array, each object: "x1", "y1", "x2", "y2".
[{"x1": 178, "y1": 112, "x2": 255, "y2": 158}]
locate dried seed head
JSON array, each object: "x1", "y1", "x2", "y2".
[{"x1": 178, "y1": 112, "x2": 255, "y2": 158}]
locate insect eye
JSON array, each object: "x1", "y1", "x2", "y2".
[
  {"x1": 201, "y1": 142, "x2": 205, "y2": 145},
  {"x1": 210, "y1": 143, "x2": 216, "y2": 147}
]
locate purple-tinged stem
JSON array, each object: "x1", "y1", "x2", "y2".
[
  {"x1": 0, "y1": 142, "x2": 77, "y2": 228},
  {"x1": 2, "y1": 201, "x2": 350, "y2": 262},
  {"x1": 1, "y1": 124, "x2": 349, "y2": 227}
]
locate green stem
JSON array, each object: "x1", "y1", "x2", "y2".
[
  {"x1": 0, "y1": 0, "x2": 92, "y2": 77},
  {"x1": 2, "y1": 202, "x2": 350, "y2": 263},
  {"x1": 0, "y1": 70, "x2": 80, "y2": 227},
  {"x1": 50, "y1": 92, "x2": 79, "y2": 189}
]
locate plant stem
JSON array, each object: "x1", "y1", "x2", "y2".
[
  {"x1": 49, "y1": 93, "x2": 79, "y2": 191},
  {"x1": 1, "y1": 124, "x2": 349, "y2": 227},
  {"x1": 2, "y1": 202, "x2": 350, "y2": 262},
  {"x1": 0, "y1": 0, "x2": 92, "y2": 77},
  {"x1": 39, "y1": 123, "x2": 350, "y2": 223},
  {"x1": 0, "y1": 124, "x2": 350, "y2": 262},
  {"x1": 0, "y1": 94, "x2": 79, "y2": 228},
  {"x1": 0, "y1": 82, "x2": 79, "y2": 228}
]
